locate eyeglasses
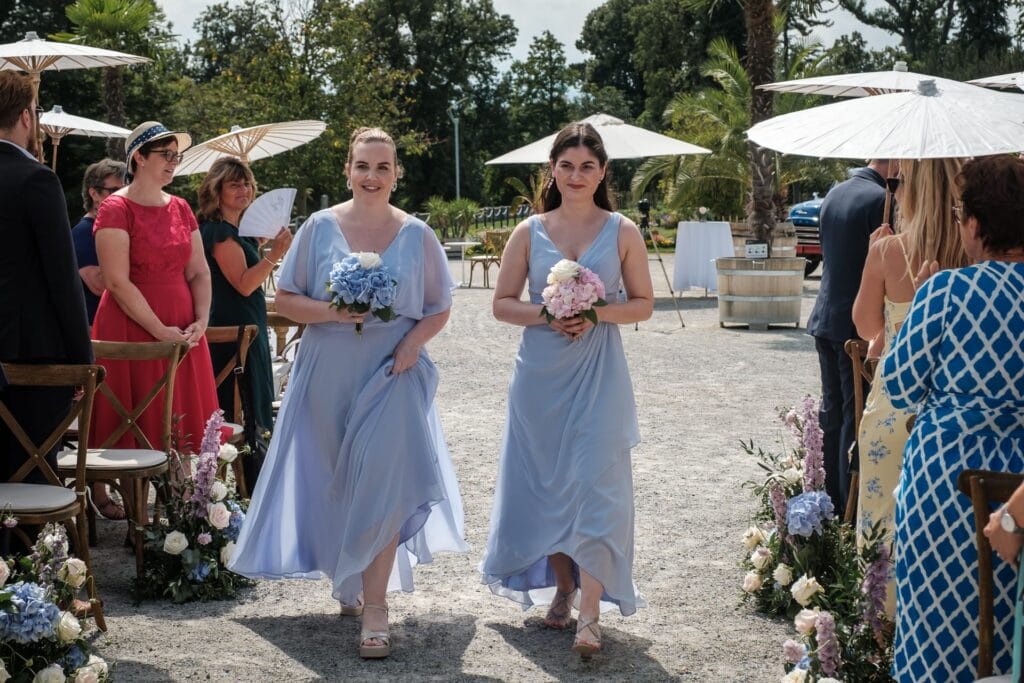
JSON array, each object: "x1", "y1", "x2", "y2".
[
  {"x1": 93, "y1": 185, "x2": 124, "y2": 195},
  {"x1": 25, "y1": 106, "x2": 44, "y2": 119},
  {"x1": 147, "y1": 149, "x2": 184, "y2": 163}
]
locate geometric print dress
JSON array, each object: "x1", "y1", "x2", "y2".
[{"x1": 881, "y1": 260, "x2": 1024, "y2": 682}]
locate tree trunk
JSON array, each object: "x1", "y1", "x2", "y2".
[
  {"x1": 745, "y1": 0, "x2": 776, "y2": 244},
  {"x1": 103, "y1": 66, "x2": 126, "y2": 159}
]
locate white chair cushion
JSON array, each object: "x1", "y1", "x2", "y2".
[
  {"x1": 58, "y1": 448, "x2": 166, "y2": 470},
  {"x1": 0, "y1": 483, "x2": 76, "y2": 512},
  {"x1": 976, "y1": 676, "x2": 1012, "y2": 682},
  {"x1": 225, "y1": 422, "x2": 243, "y2": 437}
]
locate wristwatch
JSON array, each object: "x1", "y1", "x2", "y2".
[{"x1": 1000, "y1": 506, "x2": 1024, "y2": 535}]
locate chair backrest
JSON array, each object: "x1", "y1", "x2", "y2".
[
  {"x1": 844, "y1": 338, "x2": 878, "y2": 431},
  {"x1": 91, "y1": 340, "x2": 187, "y2": 453},
  {"x1": 266, "y1": 311, "x2": 304, "y2": 358},
  {"x1": 482, "y1": 229, "x2": 512, "y2": 255},
  {"x1": 205, "y1": 325, "x2": 259, "y2": 421},
  {"x1": 956, "y1": 468, "x2": 1024, "y2": 679},
  {"x1": 0, "y1": 363, "x2": 104, "y2": 488}
]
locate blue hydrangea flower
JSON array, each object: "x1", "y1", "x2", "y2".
[
  {"x1": 0, "y1": 582, "x2": 60, "y2": 643},
  {"x1": 226, "y1": 501, "x2": 244, "y2": 542},
  {"x1": 786, "y1": 491, "x2": 835, "y2": 538},
  {"x1": 188, "y1": 563, "x2": 212, "y2": 583},
  {"x1": 63, "y1": 645, "x2": 87, "y2": 671}
]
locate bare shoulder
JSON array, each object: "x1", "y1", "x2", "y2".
[
  {"x1": 616, "y1": 213, "x2": 645, "y2": 248},
  {"x1": 616, "y1": 213, "x2": 641, "y2": 235}
]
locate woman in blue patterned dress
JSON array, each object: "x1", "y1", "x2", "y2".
[
  {"x1": 228, "y1": 127, "x2": 468, "y2": 659},
  {"x1": 481, "y1": 122, "x2": 654, "y2": 658},
  {"x1": 883, "y1": 154, "x2": 1024, "y2": 682}
]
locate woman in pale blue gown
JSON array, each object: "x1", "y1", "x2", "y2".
[
  {"x1": 481, "y1": 122, "x2": 654, "y2": 658},
  {"x1": 229, "y1": 127, "x2": 467, "y2": 659}
]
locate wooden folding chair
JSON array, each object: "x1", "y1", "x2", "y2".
[
  {"x1": 266, "y1": 311, "x2": 304, "y2": 359},
  {"x1": 468, "y1": 229, "x2": 511, "y2": 288},
  {"x1": 0, "y1": 362, "x2": 107, "y2": 630},
  {"x1": 843, "y1": 338, "x2": 878, "y2": 524},
  {"x1": 956, "y1": 469, "x2": 1024, "y2": 682},
  {"x1": 58, "y1": 340, "x2": 186, "y2": 576},
  {"x1": 205, "y1": 325, "x2": 258, "y2": 497}
]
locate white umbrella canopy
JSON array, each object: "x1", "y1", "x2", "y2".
[
  {"x1": 759, "y1": 60, "x2": 980, "y2": 97},
  {"x1": 485, "y1": 113, "x2": 710, "y2": 165},
  {"x1": 174, "y1": 120, "x2": 327, "y2": 176},
  {"x1": 747, "y1": 79, "x2": 1024, "y2": 160},
  {"x1": 967, "y1": 72, "x2": 1024, "y2": 92},
  {"x1": 39, "y1": 105, "x2": 130, "y2": 170},
  {"x1": 0, "y1": 31, "x2": 149, "y2": 96}
]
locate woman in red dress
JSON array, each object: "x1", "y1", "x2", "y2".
[{"x1": 91, "y1": 121, "x2": 219, "y2": 462}]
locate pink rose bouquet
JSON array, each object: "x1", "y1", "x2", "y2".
[{"x1": 539, "y1": 258, "x2": 608, "y2": 325}]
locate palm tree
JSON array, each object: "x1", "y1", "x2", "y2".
[
  {"x1": 506, "y1": 168, "x2": 548, "y2": 215},
  {"x1": 745, "y1": 0, "x2": 777, "y2": 242},
  {"x1": 54, "y1": 0, "x2": 157, "y2": 156}
]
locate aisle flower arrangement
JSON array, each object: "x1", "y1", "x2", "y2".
[
  {"x1": 135, "y1": 411, "x2": 252, "y2": 603},
  {"x1": 739, "y1": 397, "x2": 893, "y2": 682},
  {"x1": 0, "y1": 524, "x2": 109, "y2": 681}
]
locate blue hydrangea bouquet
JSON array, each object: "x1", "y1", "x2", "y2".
[{"x1": 326, "y1": 252, "x2": 398, "y2": 335}]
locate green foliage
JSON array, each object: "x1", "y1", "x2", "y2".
[
  {"x1": 424, "y1": 196, "x2": 480, "y2": 239},
  {"x1": 506, "y1": 168, "x2": 547, "y2": 216},
  {"x1": 507, "y1": 31, "x2": 578, "y2": 139}
]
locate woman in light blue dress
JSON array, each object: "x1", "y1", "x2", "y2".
[
  {"x1": 481, "y1": 122, "x2": 654, "y2": 658},
  {"x1": 882, "y1": 155, "x2": 1024, "y2": 682},
  {"x1": 229, "y1": 127, "x2": 467, "y2": 659}
]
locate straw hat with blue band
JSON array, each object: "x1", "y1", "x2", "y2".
[{"x1": 123, "y1": 121, "x2": 191, "y2": 181}]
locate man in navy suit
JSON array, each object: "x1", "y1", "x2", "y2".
[
  {"x1": 807, "y1": 159, "x2": 892, "y2": 511},
  {"x1": 0, "y1": 71, "x2": 92, "y2": 483}
]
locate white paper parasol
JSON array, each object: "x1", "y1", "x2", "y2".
[
  {"x1": 759, "y1": 61, "x2": 978, "y2": 98},
  {"x1": 747, "y1": 79, "x2": 1024, "y2": 160},
  {"x1": 174, "y1": 120, "x2": 327, "y2": 176},
  {"x1": 39, "y1": 105, "x2": 130, "y2": 170},
  {"x1": 485, "y1": 113, "x2": 710, "y2": 164},
  {"x1": 967, "y1": 72, "x2": 1024, "y2": 92}
]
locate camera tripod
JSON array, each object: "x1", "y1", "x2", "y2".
[{"x1": 637, "y1": 201, "x2": 685, "y2": 329}]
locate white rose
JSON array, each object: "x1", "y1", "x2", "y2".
[
  {"x1": 750, "y1": 547, "x2": 772, "y2": 571},
  {"x1": 773, "y1": 563, "x2": 794, "y2": 586},
  {"x1": 742, "y1": 526, "x2": 765, "y2": 550},
  {"x1": 0, "y1": 561, "x2": 9, "y2": 588},
  {"x1": 742, "y1": 570, "x2": 763, "y2": 593},
  {"x1": 209, "y1": 481, "x2": 228, "y2": 502},
  {"x1": 72, "y1": 670, "x2": 99, "y2": 683},
  {"x1": 819, "y1": 679, "x2": 842, "y2": 683},
  {"x1": 781, "y1": 670, "x2": 807, "y2": 683},
  {"x1": 782, "y1": 467, "x2": 803, "y2": 486},
  {"x1": 791, "y1": 574, "x2": 824, "y2": 607},
  {"x1": 163, "y1": 530, "x2": 188, "y2": 555},
  {"x1": 218, "y1": 444, "x2": 239, "y2": 463},
  {"x1": 32, "y1": 664, "x2": 65, "y2": 683},
  {"x1": 547, "y1": 259, "x2": 580, "y2": 284},
  {"x1": 58, "y1": 558, "x2": 88, "y2": 589},
  {"x1": 42, "y1": 533, "x2": 68, "y2": 554},
  {"x1": 793, "y1": 608, "x2": 819, "y2": 635},
  {"x1": 0, "y1": 660, "x2": 9, "y2": 683},
  {"x1": 207, "y1": 503, "x2": 231, "y2": 530},
  {"x1": 56, "y1": 611, "x2": 82, "y2": 643},
  {"x1": 221, "y1": 541, "x2": 236, "y2": 566},
  {"x1": 355, "y1": 252, "x2": 383, "y2": 269},
  {"x1": 81, "y1": 656, "x2": 107, "y2": 678}
]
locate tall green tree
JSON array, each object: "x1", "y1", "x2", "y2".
[
  {"x1": 576, "y1": 0, "x2": 645, "y2": 119},
  {"x1": 836, "y1": 0, "x2": 956, "y2": 61},
  {"x1": 507, "y1": 31, "x2": 577, "y2": 139}
]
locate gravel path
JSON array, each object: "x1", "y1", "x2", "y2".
[{"x1": 88, "y1": 257, "x2": 823, "y2": 682}]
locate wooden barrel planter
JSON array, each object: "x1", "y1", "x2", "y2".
[
  {"x1": 716, "y1": 257, "x2": 806, "y2": 330},
  {"x1": 730, "y1": 222, "x2": 798, "y2": 258}
]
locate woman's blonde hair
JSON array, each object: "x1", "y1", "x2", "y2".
[
  {"x1": 197, "y1": 156, "x2": 257, "y2": 223},
  {"x1": 897, "y1": 157, "x2": 968, "y2": 270},
  {"x1": 346, "y1": 126, "x2": 403, "y2": 178}
]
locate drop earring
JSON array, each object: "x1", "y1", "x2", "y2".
[
  {"x1": 392, "y1": 182, "x2": 398, "y2": 192},
  {"x1": 346, "y1": 178, "x2": 352, "y2": 190}
]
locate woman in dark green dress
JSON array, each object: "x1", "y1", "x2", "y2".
[{"x1": 198, "y1": 157, "x2": 292, "y2": 483}]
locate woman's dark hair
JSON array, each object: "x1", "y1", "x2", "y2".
[
  {"x1": 541, "y1": 122, "x2": 616, "y2": 213},
  {"x1": 957, "y1": 155, "x2": 1024, "y2": 255}
]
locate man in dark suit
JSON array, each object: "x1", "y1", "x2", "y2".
[
  {"x1": 0, "y1": 71, "x2": 92, "y2": 483},
  {"x1": 807, "y1": 159, "x2": 892, "y2": 511}
]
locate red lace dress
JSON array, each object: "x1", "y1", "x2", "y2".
[{"x1": 90, "y1": 195, "x2": 219, "y2": 455}]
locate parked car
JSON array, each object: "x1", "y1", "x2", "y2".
[{"x1": 788, "y1": 193, "x2": 823, "y2": 277}]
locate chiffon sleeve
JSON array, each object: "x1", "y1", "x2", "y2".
[
  {"x1": 881, "y1": 269, "x2": 953, "y2": 409},
  {"x1": 276, "y1": 215, "x2": 315, "y2": 297},
  {"x1": 420, "y1": 222, "x2": 454, "y2": 316}
]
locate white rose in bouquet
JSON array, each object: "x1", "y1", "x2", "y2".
[
  {"x1": 71, "y1": 670, "x2": 98, "y2": 683},
  {"x1": 163, "y1": 530, "x2": 189, "y2": 555},
  {"x1": 57, "y1": 611, "x2": 82, "y2": 643},
  {"x1": 791, "y1": 575, "x2": 824, "y2": 606},
  {"x1": 742, "y1": 526, "x2": 765, "y2": 550},
  {"x1": 220, "y1": 541, "x2": 236, "y2": 566},
  {"x1": 32, "y1": 664, "x2": 66, "y2": 683},
  {"x1": 773, "y1": 563, "x2": 794, "y2": 586},
  {"x1": 742, "y1": 570, "x2": 763, "y2": 593},
  {"x1": 58, "y1": 558, "x2": 88, "y2": 589},
  {"x1": 0, "y1": 560, "x2": 9, "y2": 588},
  {"x1": 218, "y1": 444, "x2": 239, "y2": 463},
  {"x1": 782, "y1": 467, "x2": 803, "y2": 486},
  {"x1": 781, "y1": 669, "x2": 807, "y2": 683},
  {"x1": 547, "y1": 258, "x2": 580, "y2": 284},
  {"x1": 208, "y1": 502, "x2": 231, "y2": 529},
  {"x1": 210, "y1": 481, "x2": 228, "y2": 502},
  {"x1": 793, "y1": 608, "x2": 819, "y2": 635},
  {"x1": 750, "y1": 547, "x2": 772, "y2": 571},
  {"x1": 354, "y1": 251, "x2": 383, "y2": 269}
]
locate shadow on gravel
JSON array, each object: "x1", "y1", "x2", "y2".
[
  {"x1": 235, "y1": 612, "x2": 501, "y2": 680},
  {"x1": 653, "y1": 296, "x2": 719, "y2": 312},
  {"x1": 106, "y1": 661, "x2": 175, "y2": 681},
  {"x1": 486, "y1": 618, "x2": 681, "y2": 682}
]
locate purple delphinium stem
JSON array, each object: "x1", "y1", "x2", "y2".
[
  {"x1": 815, "y1": 611, "x2": 841, "y2": 676},
  {"x1": 862, "y1": 544, "x2": 891, "y2": 639},
  {"x1": 801, "y1": 396, "x2": 825, "y2": 492},
  {"x1": 191, "y1": 452, "x2": 217, "y2": 518},
  {"x1": 770, "y1": 482, "x2": 788, "y2": 533},
  {"x1": 199, "y1": 409, "x2": 225, "y2": 458}
]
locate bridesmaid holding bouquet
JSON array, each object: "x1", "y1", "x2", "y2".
[{"x1": 481, "y1": 121, "x2": 654, "y2": 657}]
